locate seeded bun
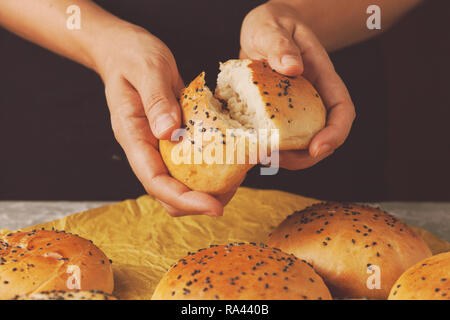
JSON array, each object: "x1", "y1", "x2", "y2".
[
  {"x1": 0, "y1": 229, "x2": 114, "y2": 299},
  {"x1": 151, "y1": 243, "x2": 332, "y2": 300},
  {"x1": 13, "y1": 290, "x2": 117, "y2": 300},
  {"x1": 160, "y1": 72, "x2": 254, "y2": 195},
  {"x1": 388, "y1": 252, "x2": 449, "y2": 300},
  {"x1": 267, "y1": 202, "x2": 432, "y2": 299},
  {"x1": 160, "y1": 59, "x2": 326, "y2": 195},
  {"x1": 216, "y1": 59, "x2": 326, "y2": 150}
]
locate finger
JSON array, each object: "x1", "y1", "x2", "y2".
[
  {"x1": 239, "y1": 48, "x2": 249, "y2": 59},
  {"x1": 157, "y1": 199, "x2": 219, "y2": 218},
  {"x1": 106, "y1": 76, "x2": 223, "y2": 216},
  {"x1": 215, "y1": 174, "x2": 246, "y2": 206},
  {"x1": 119, "y1": 121, "x2": 224, "y2": 216},
  {"x1": 160, "y1": 173, "x2": 245, "y2": 217},
  {"x1": 309, "y1": 104, "x2": 356, "y2": 157},
  {"x1": 159, "y1": 173, "x2": 245, "y2": 216},
  {"x1": 215, "y1": 188, "x2": 239, "y2": 207},
  {"x1": 175, "y1": 75, "x2": 185, "y2": 98},
  {"x1": 242, "y1": 25, "x2": 303, "y2": 76},
  {"x1": 127, "y1": 64, "x2": 183, "y2": 140},
  {"x1": 278, "y1": 149, "x2": 334, "y2": 171},
  {"x1": 157, "y1": 199, "x2": 179, "y2": 217},
  {"x1": 292, "y1": 24, "x2": 356, "y2": 157},
  {"x1": 142, "y1": 72, "x2": 182, "y2": 140}
]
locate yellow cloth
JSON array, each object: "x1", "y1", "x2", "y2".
[{"x1": 1, "y1": 187, "x2": 448, "y2": 299}]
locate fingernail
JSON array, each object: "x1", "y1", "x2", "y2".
[
  {"x1": 281, "y1": 55, "x2": 301, "y2": 67},
  {"x1": 154, "y1": 114, "x2": 176, "y2": 136},
  {"x1": 314, "y1": 144, "x2": 331, "y2": 158}
]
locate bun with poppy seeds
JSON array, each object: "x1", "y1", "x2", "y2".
[
  {"x1": 13, "y1": 289, "x2": 117, "y2": 300},
  {"x1": 151, "y1": 243, "x2": 332, "y2": 300},
  {"x1": 160, "y1": 72, "x2": 254, "y2": 195},
  {"x1": 388, "y1": 252, "x2": 449, "y2": 300},
  {"x1": 0, "y1": 229, "x2": 114, "y2": 300},
  {"x1": 215, "y1": 59, "x2": 326, "y2": 150},
  {"x1": 267, "y1": 202, "x2": 432, "y2": 299},
  {"x1": 160, "y1": 59, "x2": 326, "y2": 195}
]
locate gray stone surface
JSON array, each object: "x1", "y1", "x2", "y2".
[
  {"x1": 370, "y1": 202, "x2": 449, "y2": 241},
  {"x1": 0, "y1": 201, "x2": 448, "y2": 241},
  {"x1": 0, "y1": 201, "x2": 112, "y2": 231}
]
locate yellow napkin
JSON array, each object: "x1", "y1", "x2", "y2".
[{"x1": 2, "y1": 187, "x2": 448, "y2": 299}]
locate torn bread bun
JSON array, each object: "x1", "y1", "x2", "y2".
[
  {"x1": 151, "y1": 243, "x2": 332, "y2": 300},
  {"x1": 160, "y1": 72, "x2": 254, "y2": 195},
  {"x1": 160, "y1": 59, "x2": 326, "y2": 195},
  {"x1": 267, "y1": 202, "x2": 432, "y2": 299},
  {"x1": 216, "y1": 59, "x2": 326, "y2": 150},
  {"x1": 0, "y1": 229, "x2": 114, "y2": 300}
]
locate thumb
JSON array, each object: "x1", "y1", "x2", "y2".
[
  {"x1": 143, "y1": 73, "x2": 182, "y2": 140},
  {"x1": 130, "y1": 66, "x2": 183, "y2": 140},
  {"x1": 245, "y1": 27, "x2": 304, "y2": 76}
]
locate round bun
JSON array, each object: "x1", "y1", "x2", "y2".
[
  {"x1": 13, "y1": 289, "x2": 117, "y2": 300},
  {"x1": 267, "y1": 202, "x2": 432, "y2": 299},
  {"x1": 151, "y1": 243, "x2": 332, "y2": 300},
  {"x1": 388, "y1": 252, "x2": 449, "y2": 300},
  {"x1": 160, "y1": 59, "x2": 326, "y2": 195},
  {"x1": 0, "y1": 229, "x2": 114, "y2": 299}
]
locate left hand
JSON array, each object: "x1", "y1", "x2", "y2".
[
  {"x1": 240, "y1": 2, "x2": 356, "y2": 170},
  {"x1": 95, "y1": 24, "x2": 235, "y2": 217}
]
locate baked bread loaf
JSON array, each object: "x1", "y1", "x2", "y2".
[
  {"x1": 388, "y1": 252, "x2": 449, "y2": 300},
  {"x1": 13, "y1": 289, "x2": 117, "y2": 300},
  {"x1": 0, "y1": 229, "x2": 114, "y2": 299},
  {"x1": 267, "y1": 202, "x2": 432, "y2": 299},
  {"x1": 151, "y1": 243, "x2": 332, "y2": 300},
  {"x1": 160, "y1": 59, "x2": 326, "y2": 195}
]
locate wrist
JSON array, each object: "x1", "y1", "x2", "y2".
[
  {"x1": 90, "y1": 21, "x2": 156, "y2": 83},
  {"x1": 83, "y1": 18, "x2": 138, "y2": 76}
]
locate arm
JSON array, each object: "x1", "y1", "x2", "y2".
[
  {"x1": 0, "y1": 0, "x2": 119, "y2": 70},
  {"x1": 273, "y1": 0, "x2": 423, "y2": 51},
  {"x1": 0, "y1": 0, "x2": 229, "y2": 217}
]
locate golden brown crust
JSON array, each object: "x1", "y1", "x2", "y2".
[
  {"x1": 151, "y1": 243, "x2": 332, "y2": 300},
  {"x1": 0, "y1": 229, "x2": 114, "y2": 299},
  {"x1": 388, "y1": 252, "x2": 449, "y2": 300},
  {"x1": 267, "y1": 202, "x2": 432, "y2": 299},
  {"x1": 246, "y1": 60, "x2": 326, "y2": 150},
  {"x1": 13, "y1": 289, "x2": 118, "y2": 300},
  {"x1": 160, "y1": 73, "x2": 254, "y2": 195}
]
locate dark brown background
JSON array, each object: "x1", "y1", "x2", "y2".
[{"x1": 0, "y1": 0, "x2": 448, "y2": 201}]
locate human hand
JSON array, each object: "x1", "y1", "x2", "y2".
[
  {"x1": 94, "y1": 24, "x2": 237, "y2": 216},
  {"x1": 240, "y1": 2, "x2": 356, "y2": 170}
]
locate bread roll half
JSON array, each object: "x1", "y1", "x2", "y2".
[
  {"x1": 160, "y1": 59, "x2": 326, "y2": 194},
  {"x1": 216, "y1": 59, "x2": 326, "y2": 150}
]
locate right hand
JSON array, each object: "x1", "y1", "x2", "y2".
[
  {"x1": 240, "y1": 2, "x2": 356, "y2": 170},
  {"x1": 93, "y1": 24, "x2": 236, "y2": 217}
]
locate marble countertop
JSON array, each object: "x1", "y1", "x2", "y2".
[{"x1": 0, "y1": 201, "x2": 448, "y2": 241}]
